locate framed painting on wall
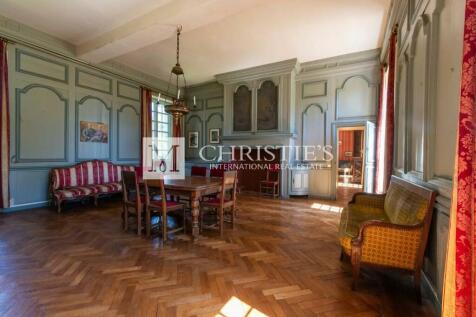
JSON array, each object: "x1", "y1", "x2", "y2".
[
  {"x1": 257, "y1": 80, "x2": 278, "y2": 130},
  {"x1": 209, "y1": 128, "x2": 220, "y2": 144},
  {"x1": 233, "y1": 85, "x2": 252, "y2": 131},
  {"x1": 188, "y1": 131, "x2": 199, "y2": 148},
  {"x1": 80, "y1": 121, "x2": 109, "y2": 143}
]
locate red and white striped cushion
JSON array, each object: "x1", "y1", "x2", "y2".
[
  {"x1": 92, "y1": 182, "x2": 122, "y2": 194},
  {"x1": 53, "y1": 186, "x2": 97, "y2": 200},
  {"x1": 52, "y1": 161, "x2": 135, "y2": 190}
]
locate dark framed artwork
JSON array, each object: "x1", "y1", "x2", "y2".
[
  {"x1": 233, "y1": 85, "x2": 252, "y2": 131},
  {"x1": 257, "y1": 80, "x2": 278, "y2": 130},
  {"x1": 188, "y1": 131, "x2": 199, "y2": 148},
  {"x1": 209, "y1": 128, "x2": 220, "y2": 144}
]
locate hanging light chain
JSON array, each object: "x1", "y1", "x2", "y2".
[{"x1": 176, "y1": 25, "x2": 182, "y2": 66}]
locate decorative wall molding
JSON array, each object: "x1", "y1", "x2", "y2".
[
  {"x1": 300, "y1": 49, "x2": 380, "y2": 75},
  {"x1": 302, "y1": 80, "x2": 327, "y2": 98},
  {"x1": 15, "y1": 84, "x2": 68, "y2": 163},
  {"x1": 75, "y1": 95, "x2": 112, "y2": 161},
  {"x1": 335, "y1": 75, "x2": 378, "y2": 121},
  {"x1": 117, "y1": 81, "x2": 140, "y2": 101},
  {"x1": 75, "y1": 69, "x2": 113, "y2": 95},
  {"x1": 116, "y1": 104, "x2": 140, "y2": 162},
  {"x1": 15, "y1": 48, "x2": 69, "y2": 84},
  {"x1": 216, "y1": 58, "x2": 299, "y2": 84},
  {"x1": 301, "y1": 104, "x2": 326, "y2": 161},
  {"x1": 205, "y1": 96, "x2": 223, "y2": 109}
]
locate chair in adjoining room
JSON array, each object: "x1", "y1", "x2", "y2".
[
  {"x1": 259, "y1": 167, "x2": 280, "y2": 198},
  {"x1": 121, "y1": 170, "x2": 143, "y2": 235},
  {"x1": 143, "y1": 179, "x2": 186, "y2": 241},
  {"x1": 200, "y1": 171, "x2": 237, "y2": 237}
]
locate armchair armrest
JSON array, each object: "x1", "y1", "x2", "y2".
[
  {"x1": 350, "y1": 193, "x2": 386, "y2": 208},
  {"x1": 351, "y1": 220, "x2": 424, "y2": 270}
]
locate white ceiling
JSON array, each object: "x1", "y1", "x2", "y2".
[{"x1": 0, "y1": 0, "x2": 390, "y2": 85}]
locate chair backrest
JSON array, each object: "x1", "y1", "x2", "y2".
[
  {"x1": 210, "y1": 168, "x2": 224, "y2": 178},
  {"x1": 144, "y1": 179, "x2": 167, "y2": 212},
  {"x1": 384, "y1": 176, "x2": 436, "y2": 225},
  {"x1": 266, "y1": 166, "x2": 280, "y2": 182},
  {"x1": 122, "y1": 171, "x2": 140, "y2": 205},
  {"x1": 220, "y1": 171, "x2": 237, "y2": 205},
  {"x1": 191, "y1": 166, "x2": 207, "y2": 177}
]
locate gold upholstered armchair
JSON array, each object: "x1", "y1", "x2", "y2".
[{"x1": 338, "y1": 176, "x2": 436, "y2": 302}]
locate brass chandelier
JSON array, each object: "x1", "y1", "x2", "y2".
[{"x1": 165, "y1": 25, "x2": 190, "y2": 122}]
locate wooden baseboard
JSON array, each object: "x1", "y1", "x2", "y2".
[{"x1": 422, "y1": 270, "x2": 441, "y2": 316}]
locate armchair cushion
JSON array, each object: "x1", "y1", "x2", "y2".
[{"x1": 339, "y1": 204, "x2": 388, "y2": 254}]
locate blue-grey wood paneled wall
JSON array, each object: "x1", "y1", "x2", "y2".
[{"x1": 8, "y1": 45, "x2": 141, "y2": 210}]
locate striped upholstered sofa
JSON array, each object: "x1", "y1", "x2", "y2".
[
  {"x1": 338, "y1": 176, "x2": 436, "y2": 302},
  {"x1": 49, "y1": 160, "x2": 135, "y2": 213}
]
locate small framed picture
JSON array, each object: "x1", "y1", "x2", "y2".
[
  {"x1": 188, "y1": 131, "x2": 199, "y2": 148},
  {"x1": 209, "y1": 128, "x2": 220, "y2": 144}
]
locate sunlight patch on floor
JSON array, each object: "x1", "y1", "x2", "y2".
[
  {"x1": 337, "y1": 182, "x2": 363, "y2": 188},
  {"x1": 310, "y1": 203, "x2": 343, "y2": 213},
  {"x1": 216, "y1": 296, "x2": 268, "y2": 317}
]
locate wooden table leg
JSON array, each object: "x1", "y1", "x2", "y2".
[{"x1": 190, "y1": 192, "x2": 200, "y2": 241}]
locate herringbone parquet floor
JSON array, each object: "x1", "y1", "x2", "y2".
[{"x1": 0, "y1": 194, "x2": 436, "y2": 317}]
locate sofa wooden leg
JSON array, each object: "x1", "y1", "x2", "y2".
[
  {"x1": 414, "y1": 271, "x2": 422, "y2": 304},
  {"x1": 137, "y1": 210, "x2": 142, "y2": 236},
  {"x1": 145, "y1": 207, "x2": 151, "y2": 238},
  {"x1": 57, "y1": 200, "x2": 62, "y2": 213},
  {"x1": 231, "y1": 207, "x2": 235, "y2": 229},
  {"x1": 123, "y1": 206, "x2": 128, "y2": 231},
  {"x1": 162, "y1": 211, "x2": 167, "y2": 242},
  {"x1": 339, "y1": 249, "x2": 344, "y2": 262},
  {"x1": 351, "y1": 248, "x2": 361, "y2": 291},
  {"x1": 93, "y1": 195, "x2": 98, "y2": 207},
  {"x1": 219, "y1": 206, "x2": 224, "y2": 238}
]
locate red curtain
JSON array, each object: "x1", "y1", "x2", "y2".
[
  {"x1": 140, "y1": 87, "x2": 152, "y2": 168},
  {"x1": 0, "y1": 40, "x2": 10, "y2": 208},
  {"x1": 375, "y1": 27, "x2": 397, "y2": 193},
  {"x1": 442, "y1": 0, "x2": 476, "y2": 315}
]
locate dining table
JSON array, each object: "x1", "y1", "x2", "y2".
[{"x1": 145, "y1": 176, "x2": 222, "y2": 241}]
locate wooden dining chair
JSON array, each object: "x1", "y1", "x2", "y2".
[
  {"x1": 121, "y1": 170, "x2": 143, "y2": 235},
  {"x1": 200, "y1": 171, "x2": 237, "y2": 237},
  {"x1": 259, "y1": 167, "x2": 280, "y2": 198},
  {"x1": 210, "y1": 168, "x2": 224, "y2": 178},
  {"x1": 191, "y1": 166, "x2": 208, "y2": 177},
  {"x1": 144, "y1": 179, "x2": 186, "y2": 241},
  {"x1": 179, "y1": 166, "x2": 208, "y2": 205}
]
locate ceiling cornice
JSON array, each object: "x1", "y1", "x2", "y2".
[
  {"x1": 0, "y1": 14, "x2": 169, "y2": 93},
  {"x1": 215, "y1": 58, "x2": 300, "y2": 84}
]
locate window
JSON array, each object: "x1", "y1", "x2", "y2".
[{"x1": 151, "y1": 95, "x2": 171, "y2": 159}]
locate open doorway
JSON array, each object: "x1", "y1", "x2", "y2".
[{"x1": 336, "y1": 127, "x2": 365, "y2": 201}]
